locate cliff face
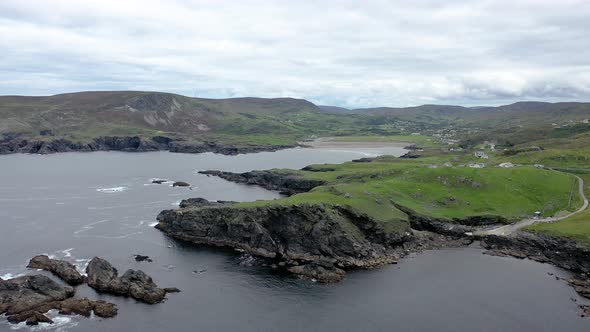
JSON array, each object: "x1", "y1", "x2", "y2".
[
  {"x1": 156, "y1": 201, "x2": 411, "y2": 281},
  {"x1": 481, "y1": 232, "x2": 590, "y2": 274}
]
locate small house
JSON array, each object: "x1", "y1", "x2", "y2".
[{"x1": 534, "y1": 211, "x2": 542, "y2": 219}]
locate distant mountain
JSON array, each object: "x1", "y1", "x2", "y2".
[
  {"x1": 0, "y1": 91, "x2": 320, "y2": 138},
  {"x1": 1, "y1": 91, "x2": 589, "y2": 153},
  {"x1": 317, "y1": 105, "x2": 351, "y2": 113}
]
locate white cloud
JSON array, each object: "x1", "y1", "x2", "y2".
[{"x1": 1, "y1": 0, "x2": 590, "y2": 107}]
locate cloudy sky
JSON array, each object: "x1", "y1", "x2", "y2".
[{"x1": 1, "y1": 0, "x2": 590, "y2": 107}]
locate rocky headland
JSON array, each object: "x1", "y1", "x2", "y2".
[
  {"x1": 156, "y1": 198, "x2": 473, "y2": 282},
  {"x1": 0, "y1": 133, "x2": 295, "y2": 156}
]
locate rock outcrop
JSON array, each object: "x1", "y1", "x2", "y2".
[
  {"x1": 156, "y1": 201, "x2": 414, "y2": 282},
  {"x1": 0, "y1": 275, "x2": 74, "y2": 316},
  {"x1": 0, "y1": 274, "x2": 117, "y2": 325},
  {"x1": 168, "y1": 141, "x2": 294, "y2": 155},
  {"x1": 27, "y1": 255, "x2": 85, "y2": 285},
  {"x1": 198, "y1": 170, "x2": 325, "y2": 195},
  {"x1": 85, "y1": 257, "x2": 173, "y2": 304},
  {"x1": 172, "y1": 181, "x2": 191, "y2": 187},
  {"x1": 179, "y1": 198, "x2": 237, "y2": 208}
]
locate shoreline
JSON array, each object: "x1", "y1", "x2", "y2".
[
  {"x1": 0, "y1": 135, "x2": 411, "y2": 157},
  {"x1": 301, "y1": 136, "x2": 410, "y2": 149}
]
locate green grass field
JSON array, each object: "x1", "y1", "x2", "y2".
[
  {"x1": 526, "y1": 173, "x2": 590, "y2": 246},
  {"x1": 236, "y1": 157, "x2": 582, "y2": 234}
]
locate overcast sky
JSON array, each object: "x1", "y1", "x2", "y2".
[{"x1": 1, "y1": 0, "x2": 590, "y2": 108}]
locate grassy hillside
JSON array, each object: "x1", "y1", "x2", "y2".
[
  {"x1": 236, "y1": 157, "x2": 581, "y2": 233},
  {"x1": 0, "y1": 91, "x2": 410, "y2": 147},
  {"x1": 2, "y1": 91, "x2": 589, "y2": 149}
]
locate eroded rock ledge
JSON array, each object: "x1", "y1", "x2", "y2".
[
  {"x1": 198, "y1": 170, "x2": 325, "y2": 195},
  {"x1": 156, "y1": 198, "x2": 472, "y2": 282}
]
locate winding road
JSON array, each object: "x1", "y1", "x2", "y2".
[{"x1": 475, "y1": 175, "x2": 588, "y2": 236}]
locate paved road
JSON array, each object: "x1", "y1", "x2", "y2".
[{"x1": 475, "y1": 175, "x2": 588, "y2": 236}]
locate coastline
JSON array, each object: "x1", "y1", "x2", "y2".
[
  {"x1": 300, "y1": 136, "x2": 410, "y2": 149},
  {"x1": 0, "y1": 135, "x2": 297, "y2": 156}
]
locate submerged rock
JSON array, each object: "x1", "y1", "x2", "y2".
[
  {"x1": 134, "y1": 255, "x2": 153, "y2": 262},
  {"x1": 27, "y1": 255, "x2": 86, "y2": 285},
  {"x1": 86, "y1": 257, "x2": 172, "y2": 304}
]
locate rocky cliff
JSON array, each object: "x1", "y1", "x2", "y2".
[
  {"x1": 0, "y1": 133, "x2": 295, "y2": 155},
  {"x1": 156, "y1": 199, "x2": 471, "y2": 282}
]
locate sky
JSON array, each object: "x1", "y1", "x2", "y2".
[{"x1": 1, "y1": 0, "x2": 590, "y2": 108}]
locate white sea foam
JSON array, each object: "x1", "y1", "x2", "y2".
[
  {"x1": 172, "y1": 200, "x2": 181, "y2": 206},
  {"x1": 74, "y1": 259, "x2": 90, "y2": 276},
  {"x1": 1, "y1": 272, "x2": 25, "y2": 280},
  {"x1": 73, "y1": 219, "x2": 109, "y2": 235},
  {"x1": 149, "y1": 222, "x2": 159, "y2": 227},
  {"x1": 96, "y1": 186, "x2": 127, "y2": 193},
  {"x1": 61, "y1": 248, "x2": 74, "y2": 258},
  {"x1": 7, "y1": 310, "x2": 79, "y2": 331}
]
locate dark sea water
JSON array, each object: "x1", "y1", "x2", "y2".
[{"x1": 0, "y1": 147, "x2": 589, "y2": 332}]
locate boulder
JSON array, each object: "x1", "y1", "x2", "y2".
[
  {"x1": 27, "y1": 255, "x2": 85, "y2": 285},
  {"x1": 86, "y1": 257, "x2": 171, "y2": 304},
  {"x1": 0, "y1": 275, "x2": 74, "y2": 316},
  {"x1": 172, "y1": 181, "x2": 190, "y2": 187}
]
